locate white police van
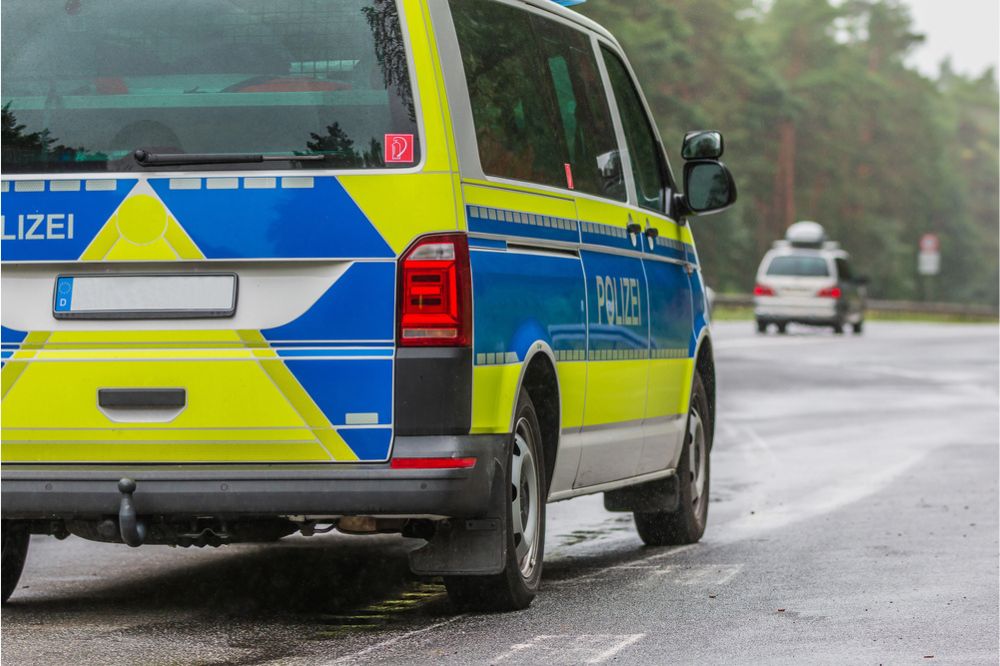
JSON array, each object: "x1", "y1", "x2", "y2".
[{"x1": 1, "y1": 0, "x2": 736, "y2": 610}]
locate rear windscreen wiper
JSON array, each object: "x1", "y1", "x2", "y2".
[{"x1": 133, "y1": 150, "x2": 328, "y2": 167}]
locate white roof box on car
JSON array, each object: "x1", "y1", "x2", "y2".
[{"x1": 785, "y1": 220, "x2": 827, "y2": 248}]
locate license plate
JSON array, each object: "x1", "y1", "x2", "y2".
[{"x1": 52, "y1": 274, "x2": 237, "y2": 319}]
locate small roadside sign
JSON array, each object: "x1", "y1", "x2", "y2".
[{"x1": 918, "y1": 233, "x2": 940, "y2": 276}]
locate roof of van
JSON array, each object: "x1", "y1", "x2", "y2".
[{"x1": 520, "y1": 0, "x2": 620, "y2": 46}]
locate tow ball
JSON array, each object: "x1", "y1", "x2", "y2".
[{"x1": 117, "y1": 478, "x2": 147, "y2": 547}]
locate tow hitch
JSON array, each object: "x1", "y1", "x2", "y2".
[{"x1": 117, "y1": 478, "x2": 146, "y2": 547}]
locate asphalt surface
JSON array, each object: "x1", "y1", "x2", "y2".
[{"x1": 2, "y1": 321, "x2": 998, "y2": 665}]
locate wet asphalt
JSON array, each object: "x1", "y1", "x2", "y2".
[{"x1": 2, "y1": 321, "x2": 998, "y2": 665}]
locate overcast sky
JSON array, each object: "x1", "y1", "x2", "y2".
[{"x1": 901, "y1": 0, "x2": 999, "y2": 78}]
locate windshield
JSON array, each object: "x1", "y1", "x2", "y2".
[
  {"x1": 766, "y1": 254, "x2": 831, "y2": 277},
  {"x1": 1, "y1": 0, "x2": 419, "y2": 173}
]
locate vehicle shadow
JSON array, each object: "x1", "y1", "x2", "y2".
[{"x1": 5, "y1": 534, "x2": 439, "y2": 618}]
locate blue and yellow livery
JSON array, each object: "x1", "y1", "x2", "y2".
[{"x1": 0, "y1": 0, "x2": 736, "y2": 610}]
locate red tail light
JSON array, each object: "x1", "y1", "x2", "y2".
[
  {"x1": 754, "y1": 283, "x2": 775, "y2": 296},
  {"x1": 397, "y1": 234, "x2": 472, "y2": 347},
  {"x1": 817, "y1": 286, "x2": 842, "y2": 299}
]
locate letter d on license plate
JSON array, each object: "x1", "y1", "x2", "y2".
[{"x1": 53, "y1": 273, "x2": 237, "y2": 319}]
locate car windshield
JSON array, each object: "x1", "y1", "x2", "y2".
[
  {"x1": 766, "y1": 254, "x2": 830, "y2": 277},
  {"x1": 1, "y1": 0, "x2": 419, "y2": 173}
]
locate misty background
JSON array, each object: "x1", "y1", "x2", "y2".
[{"x1": 579, "y1": 0, "x2": 1000, "y2": 305}]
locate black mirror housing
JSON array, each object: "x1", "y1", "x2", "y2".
[
  {"x1": 682, "y1": 160, "x2": 737, "y2": 216},
  {"x1": 682, "y1": 130, "x2": 724, "y2": 160}
]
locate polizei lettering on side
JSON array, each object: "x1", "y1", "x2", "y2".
[
  {"x1": 0, "y1": 214, "x2": 75, "y2": 241},
  {"x1": 595, "y1": 275, "x2": 642, "y2": 326}
]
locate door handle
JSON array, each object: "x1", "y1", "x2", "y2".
[{"x1": 98, "y1": 388, "x2": 186, "y2": 409}]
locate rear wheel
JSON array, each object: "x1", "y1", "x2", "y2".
[
  {"x1": 634, "y1": 374, "x2": 711, "y2": 546},
  {"x1": 833, "y1": 321, "x2": 845, "y2": 334},
  {"x1": 776, "y1": 322, "x2": 788, "y2": 335},
  {"x1": 2, "y1": 520, "x2": 30, "y2": 604},
  {"x1": 756, "y1": 320, "x2": 768, "y2": 334},
  {"x1": 852, "y1": 320, "x2": 864, "y2": 335},
  {"x1": 445, "y1": 389, "x2": 546, "y2": 611}
]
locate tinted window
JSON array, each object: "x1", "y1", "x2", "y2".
[
  {"x1": 451, "y1": 0, "x2": 623, "y2": 199},
  {"x1": 601, "y1": 47, "x2": 667, "y2": 212},
  {"x1": 766, "y1": 255, "x2": 831, "y2": 277},
  {"x1": 835, "y1": 258, "x2": 853, "y2": 280},
  {"x1": 1, "y1": 0, "x2": 418, "y2": 173}
]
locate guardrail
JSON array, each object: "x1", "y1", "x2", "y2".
[{"x1": 712, "y1": 294, "x2": 999, "y2": 319}]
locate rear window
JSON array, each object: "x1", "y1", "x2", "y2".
[
  {"x1": 1, "y1": 0, "x2": 419, "y2": 173},
  {"x1": 450, "y1": 0, "x2": 623, "y2": 200},
  {"x1": 766, "y1": 255, "x2": 830, "y2": 277}
]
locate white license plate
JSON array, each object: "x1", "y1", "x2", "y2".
[{"x1": 53, "y1": 274, "x2": 237, "y2": 319}]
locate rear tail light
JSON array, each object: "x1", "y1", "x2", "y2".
[
  {"x1": 753, "y1": 283, "x2": 775, "y2": 296},
  {"x1": 397, "y1": 234, "x2": 472, "y2": 346},
  {"x1": 817, "y1": 286, "x2": 842, "y2": 299}
]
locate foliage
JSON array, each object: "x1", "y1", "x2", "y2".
[{"x1": 579, "y1": 0, "x2": 999, "y2": 304}]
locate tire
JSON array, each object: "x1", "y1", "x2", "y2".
[
  {"x1": 2, "y1": 520, "x2": 30, "y2": 604},
  {"x1": 852, "y1": 320, "x2": 864, "y2": 335},
  {"x1": 756, "y1": 320, "x2": 767, "y2": 334},
  {"x1": 445, "y1": 389, "x2": 546, "y2": 611},
  {"x1": 634, "y1": 373, "x2": 711, "y2": 546},
  {"x1": 833, "y1": 322, "x2": 845, "y2": 335},
  {"x1": 776, "y1": 322, "x2": 788, "y2": 335}
]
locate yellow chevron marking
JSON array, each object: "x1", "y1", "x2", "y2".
[{"x1": 80, "y1": 191, "x2": 204, "y2": 261}]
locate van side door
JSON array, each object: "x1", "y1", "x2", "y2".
[{"x1": 599, "y1": 45, "x2": 694, "y2": 475}]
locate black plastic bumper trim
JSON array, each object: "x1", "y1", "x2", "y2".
[
  {"x1": 394, "y1": 346, "x2": 472, "y2": 436},
  {"x1": 1, "y1": 435, "x2": 508, "y2": 520}
]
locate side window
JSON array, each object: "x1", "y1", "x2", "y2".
[
  {"x1": 601, "y1": 47, "x2": 668, "y2": 212},
  {"x1": 536, "y1": 22, "x2": 624, "y2": 199},
  {"x1": 450, "y1": 0, "x2": 623, "y2": 200},
  {"x1": 835, "y1": 258, "x2": 853, "y2": 281}
]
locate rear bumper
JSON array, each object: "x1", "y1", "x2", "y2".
[
  {"x1": 0, "y1": 435, "x2": 508, "y2": 520},
  {"x1": 754, "y1": 297, "x2": 841, "y2": 323}
]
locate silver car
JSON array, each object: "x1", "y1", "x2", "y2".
[{"x1": 754, "y1": 244, "x2": 867, "y2": 334}]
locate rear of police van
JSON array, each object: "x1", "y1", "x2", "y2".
[{"x1": 1, "y1": 0, "x2": 499, "y2": 537}]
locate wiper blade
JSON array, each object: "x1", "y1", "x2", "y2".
[{"x1": 133, "y1": 150, "x2": 328, "y2": 167}]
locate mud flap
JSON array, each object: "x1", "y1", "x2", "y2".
[
  {"x1": 408, "y1": 452, "x2": 508, "y2": 576},
  {"x1": 603, "y1": 474, "x2": 680, "y2": 513}
]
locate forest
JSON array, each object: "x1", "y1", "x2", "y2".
[{"x1": 579, "y1": 0, "x2": 999, "y2": 304}]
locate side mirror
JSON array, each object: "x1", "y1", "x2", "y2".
[
  {"x1": 683, "y1": 160, "x2": 737, "y2": 215},
  {"x1": 596, "y1": 150, "x2": 625, "y2": 199},
  {"x1": 682, "y1": 130, "x2": 724, "y2": 160}
]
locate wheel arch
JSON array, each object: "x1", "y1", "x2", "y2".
[
  {"x1": 511, "y1": 343, "x2": 561, "y2": 491},
  {"x1": 692, "y1": 331, "x2": 716, "y2": 442}
]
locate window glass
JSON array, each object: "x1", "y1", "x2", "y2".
[
  {"x1": 601, "y1": 47, "x2": 667, "y2": 212},
  {"x1": 1, "y1": 0, "x2": 418, "y2": 173},
  {"x1": 835, "y1": 258, "x2": 853, "y2": 281},
  {"x1": 766, "y1": 255, "x2": 831, "y2": 277},
  {"x1": 451, "y1": 0, "x2": 623, "y2": 199}
]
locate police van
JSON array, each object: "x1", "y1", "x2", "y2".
[{"x1": 0, "y1": 0, "x2": 736, "y2": 610}]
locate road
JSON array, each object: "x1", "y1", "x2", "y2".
[{"x1": 3, "y1": 321, "x2": 998, "y2": 665}]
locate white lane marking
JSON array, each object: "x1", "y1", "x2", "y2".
[
  {"x1": 548, "y1": 543, "x2": 698, "y2": 587},
  {"x1": 651, "y1": 564, "x2": 743, "y2": 586},
  {"x1": 325, "y1": 614, "x2": 467, "y2": 665},
  {"x1": 492, "y1": 634, "x2": 645, "y2": 665},
  {"x1": 585, "y1": 634, "x2": 646, "y2": 664}
]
